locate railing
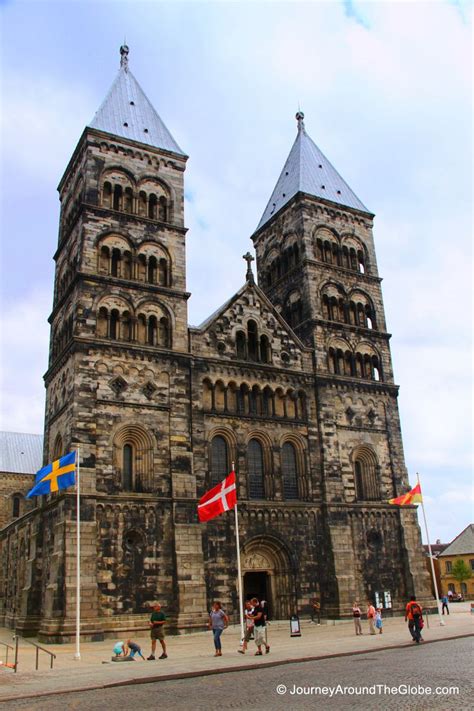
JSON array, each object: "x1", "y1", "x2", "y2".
[
  {"x1": 0, "y1": 640, "x2": 14, "y2": 667},
  {"x1": 13, "y1": 633, "x2": 56, "y2": 673}
]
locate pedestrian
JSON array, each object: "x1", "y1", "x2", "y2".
[
  {"x1": 441, "y1": 594, "x2": 449, "y2": 615},
  {"x1": 405, "y1": 596, "x2": 423, "y2": 644},
  {"x1": 238, "y1": 600, "x2": 255, "y2": 654},
  {"x1": 147, "y1": 602, "x2": 168, "y2": 660},
  {"x1": 352, "y1": 601, "x2": 362, "y2": 635},
  {"x1": 310, "y1": 598, "x2": 321, "y2": 625},
  {"x1": 112, "y1": 640, "x2": 128, "y2": 657},
  {"x1": 250, "y1": 597, "x2": 270, "y2": 655},
  {"x1": 447, "y1": 589, "x2": 453, "y2": 603},
  {"x1": 208, "y1": 601, "x2": 229, "y2": 657},
  {"x1": 126, "y1": 639, "x2": 146, "y2": 660},
  {"x1": 375, "y1": 608, "x2": 383, "y2": 634},
  {"x1": 366, "y1": 600, "x2": 376, "y2": 635}
]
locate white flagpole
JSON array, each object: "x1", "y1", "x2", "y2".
[
  {"x1": 417, "y1": 473, "x2": 445, "y2": 627},
  {"x1": 74, "y1": 448, "x2": 81, "y2": 659},
  {"x1": 232, "y1": 462, "x2": 245, "y2": 642}
]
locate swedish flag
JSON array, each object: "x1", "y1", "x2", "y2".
[{"x1": 26, "y1": 451, "x2": 76, "y2": 498}]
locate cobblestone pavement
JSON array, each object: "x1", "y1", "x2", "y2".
[{"x1": 4, "y1": 637, "x2": 473, "y2": 710}]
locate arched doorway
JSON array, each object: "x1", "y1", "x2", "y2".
[{"x1": 241, "y1": 537, "x2": 295, "y2": 619}]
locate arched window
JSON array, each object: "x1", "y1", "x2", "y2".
[
  {"x1": 158, "y1": 258, "x2": 168, "y2": 286},
  {"x1": 97, "y1": 306, "x2": 108, "y2": 338},
  {"x1": 236, "y1": 331, "x2": 246, "y2": 359},
  {"x1": 102, "y1": 181, "x2": 112, "y2": 208},
  {"x1": 353, "y1": 447, "x2": 379, "y2": 501},
  {"x1": 123, "y1": 444, "x2": 133, "y2": 490},
  {"x1": 99, "y1": 245, "x2": 110, "y2": 274},
  {"x1": 282, "y1": 443, "x2": 299, "y2": 499},
  {"x1": 147, "y1": 256, "x2": 157, "y2": 284},
  {"x1": 148, "y1": 194, "x2": 158, "y2": 219},
  {"x1": 158, "y1": 196, "x2": 168, "y2": 222},
  {"x1": 121, "y1": 311, "x2": 132, "y2": 341},
  {"x1": 248, "y1": 439, "x2": 264, "y2": 499},
  {"x1": 138, "y1": 191, "x2": 147, "y2": 216},
  {"x1": 260, "y1": 335, "x2": 271, "y2": 364},
  {"x1": 111, "y1": 248, "x2": 120, "y2": 277},
  {"x1": 248, "y1": 320, "x2": 258, "y2": 361},
  {"x1": 124, "y1": 187, "x2": 133, "y2": 213},
  {"x1": 113, "y1": 184, "x2": 122, "y2": 211},
  {"x1": 147, "y1": 316, "x2": 158, "y2": 346},
  {"x1": 210, "y1": 435, "x2": 228, "y2": 486},
  {"x1": 12, "y1": 495, "x2": 21, "y2": 518},
  {"x1": 159, "y1": 317, "x2": 170, "y2": 347},
  {"x1": 110, "y1": 309, "x2": 119, "y2": 339},
  {"x1": 123, "y1": 251, "x2": 132, "y2": 280}
]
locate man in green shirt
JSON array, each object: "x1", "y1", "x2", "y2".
[{"x1": 147, "y1": 602, "x2": 167, "y2": 659}]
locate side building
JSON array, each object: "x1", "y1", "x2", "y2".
[{"x1": 0, "y1": 47, "x2": 431, "y2": 641}]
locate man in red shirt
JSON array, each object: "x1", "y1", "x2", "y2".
[{"x1": 405, "y1": 596, "x2": 423, "y2": 643}]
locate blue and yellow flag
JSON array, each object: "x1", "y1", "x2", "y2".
[{"x1": 26, "y1": 451, "x2": 76, "y2": 498}]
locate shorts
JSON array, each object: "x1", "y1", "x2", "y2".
[
  {"x1": 151, "y1": 626, "x2": 165, "y2": 640},
  {"x1": 254, "y1": 626, "x2": 266, "y2": 646}
]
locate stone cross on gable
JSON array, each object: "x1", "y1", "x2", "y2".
[{"x1": 243, "y1": 252, "x2": 255, "y2": 284}]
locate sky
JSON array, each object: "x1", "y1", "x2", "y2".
[{"x1": 0, "y1": 0, "x2": 472, "y2": 544}]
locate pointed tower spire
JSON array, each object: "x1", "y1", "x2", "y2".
[
  {"x1": 255, "y1": 113, "x2": 370, "y2": 231},
  {"x1": 88, "y1": 47, "x2": 185, "y2": 155}
]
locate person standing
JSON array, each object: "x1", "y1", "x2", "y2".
[
  {"x1": 310, "y1": 598, "x2": 321, "y2": 625},
  {"x1": 208, "y1": 601, "x2": 228, "y2": 656},
  {"x1": 441, "y1": 594, "x2": 449, "y2": 615},
  {"x1": 405, "y1": 596, "x2": 423, "y2": 644},
  {"x1": 250, "y1": 597, "x2": 270, "y2": 655},
  {"x1": 366, "y1": 601, "x2": 376, "y2": 635},
  {"x1": 352, "y1": 602, "x2": 362, "y2": 635},
  {"x1": 238, "y1": 600, "x2": 255, "y2": 654},
  {"x1": 375, "y1": 608, "x2": 383, "y2": 634},
  {"x1": 147, "y1": 602, "x2": 168, "y2": 660}
]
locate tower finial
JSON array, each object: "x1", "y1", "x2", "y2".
[
  {"x1": 243, "y1": 252, "x2": 255, "y2": 284},
  {"x1": 120, "y1": 44, "x2": 129, "y2": 71},
  {"x1": 296, "y1": 110, "x2": 305, "y2": 133}
]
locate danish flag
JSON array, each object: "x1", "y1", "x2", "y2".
[{"x1": 198, "y1": 471, "x2": 237, "y2": 522}]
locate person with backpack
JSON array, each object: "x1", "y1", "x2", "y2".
[{"x1": 405, "y1": 596, "x2": 423, "y2": 643}]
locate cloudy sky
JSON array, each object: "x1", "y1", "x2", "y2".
[{"x1": 0, "y1": 0, "x2": 472, "y2": 543}]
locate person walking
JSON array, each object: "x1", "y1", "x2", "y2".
[
  {"x1": 147, "y1": 602, "x2": 168, "y2": 660},
  {"x1": 441, "y1": 594, "x2": 449, "y2": 615},
  {"x1": 250, "y1": 597, "x2": 270, "y2": 655},
  {"x1": 126, "y1": 639, "x2": 146, "y2": 660},
  {"x1": 405, "y1": 596, "x2": 423, "y2": 644},
  {"x1": 352, "y1": 602, "x2": 362, "y2": 635},
  {"x1": 310, "y1": 598, "x2": 321, "y2": 625},
  {"x1": 375, "y1": 608, "x2": 383, "y2": 634},
  {"x1": 208, "y1": 601, "x2": 228, "y2": 656},
  {"x1": 367, "y1": 601, "x2": 376, "y2": 635},
  {"x1": 238, "y1": 600, "x2": 255, "y2": 654}
]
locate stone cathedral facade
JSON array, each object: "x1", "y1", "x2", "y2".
[{"x1": 0, "y1": 47, "x2": 430, "y2": 641}]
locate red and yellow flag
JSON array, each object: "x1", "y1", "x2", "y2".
[{"x1": 388, "y1": 482, "x2": 422, "y2": 506}]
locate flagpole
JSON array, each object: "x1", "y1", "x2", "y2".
[
  {"x1": 74, "y1": 447, "x2": 81, "y2": 659},
  {"x1": 417, "y1": 473, "x2": 445, "y2": 627},
  {"x1": 232, "y1": 462, "x2": 245, "y2": 642}
]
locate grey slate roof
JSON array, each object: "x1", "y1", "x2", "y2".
[
  {"x1": 256, "y1": 113, "x2": 370, "y2": 231},
  {"x1": 0, "y1": 431, "x2": 43, "y2": 474},
  {"x1": 438, "y1": 524, "x2": 474, "y2": 557},
  {"x1": 89, "y1": 51, "x2": 185, "y2": 156}
]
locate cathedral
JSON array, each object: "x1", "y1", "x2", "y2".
[{"x1": 0, "y1": 46, "x2": 430, "y2": 642}]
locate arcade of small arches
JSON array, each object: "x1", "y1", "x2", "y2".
[
  {"x1": 328, "y1": 346, "x2": 382, "y2": 381},
  {"x1": 52, "y1": 312, "x2": 74, "y2": 359},
  {"x1": 96, "y1": 302, "x2": 171, "y2": 348},
  {"x1": 262, "y1": 242, "x2": 301, "y2": 287},
  {"x1": 202, "y1": 379, "x2": 307, "y2": 421},
  {"x1": 209, "y1": 433, "x2": 308, "y2": 501},
  {"x1": 97, "y1": 241, "x2": 170, "y2": 287},
  {"x1": 314, "y1": 228, "x2": 367, "y2": 274},
  {"x1": 101, "y1": 176, "x2": 171, "y2": 222},
  {"x1": 322, "y1": 293, "x2": 376, "y2": 330}
]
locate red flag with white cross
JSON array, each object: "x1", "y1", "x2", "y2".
[{"x1": 198, "y1": 471, "x2": 237, "y2": 522}]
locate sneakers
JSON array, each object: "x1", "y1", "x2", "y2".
[
  {"x1": 147, "y1": 655, "x2": 155, "y2": 660},
  {"x1": 238, "y1": 649, "x2": 245, "y2": 654},
  {"x1": 159, "y1": 653, "x2": 168, "y2": 659},
  {"x1": 255, "y1": 651, "x2": 262, "y2": 656}
]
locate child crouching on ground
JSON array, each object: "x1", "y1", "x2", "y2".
[{"x1": 126, "y1": 639, "x2": 146, "y2": 659}]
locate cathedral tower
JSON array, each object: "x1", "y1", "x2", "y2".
[{"x1": 252, "y1": 112, "x2": 430, "y2": 611}]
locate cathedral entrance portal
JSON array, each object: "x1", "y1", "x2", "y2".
[{"x1": 241, "y1": 538, "x2": 294, "y2": 619}]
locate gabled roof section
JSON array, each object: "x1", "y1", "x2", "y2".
[
  {"x1": 88, "y1": 45, "x2": 185, "y2": 156},
  {"x1": 257, "y1": 112, "x2": 370, "y2": 231},
  {"x1": 0, "y1": 431, "x2": 43, "y2": 474},
  {"x1": 438, "y1": 524, "x2": 474, "y2": 557}
]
